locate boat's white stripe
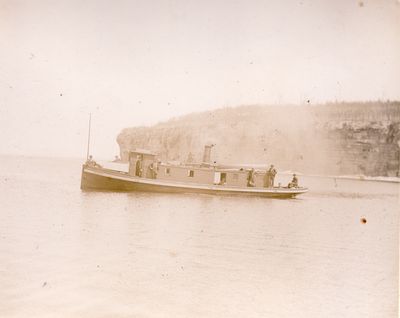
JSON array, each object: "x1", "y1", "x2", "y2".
[{"x1": 84, "y1": 167, "x2": 308, "y2": 194}]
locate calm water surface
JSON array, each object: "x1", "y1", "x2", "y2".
[{"x1": 0, "y1": 155, "x2": 398, "y2": 318}]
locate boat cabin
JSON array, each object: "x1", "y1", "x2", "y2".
[{"x1": 127, "y1": 147, "x2": 270, "y2": 188}]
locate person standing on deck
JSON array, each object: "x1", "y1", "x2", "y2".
[
  {"x1": 247, "y1": 168, "x2": 255, "y2": 187},
  {"x1": 148, "y1": 162, "x2": 157, "y2": 179},
  {"x1": 135, "y1": 155, "x2": 142, "y2": 177},
  {"x1": 268, "y1": 164, "x2": 277, "y2": 187}
]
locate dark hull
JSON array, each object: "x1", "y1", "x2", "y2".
[{"x1": 81, "y1": 166, "x2": 308, "y2": 198}]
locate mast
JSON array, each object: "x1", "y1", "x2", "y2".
[{"x1": 86, "y1": 113, "x2": 91, "y2": 160}]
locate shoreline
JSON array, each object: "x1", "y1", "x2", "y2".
[
  {"x1": 1, "y1": 154, "x2": 398, "y2": 184},
  {"x1": 280, "y1": 171, "x2": 400, "y2": 184},
  {"x1": 101, "y1": 161, "x2": 400, "y2": 184}
]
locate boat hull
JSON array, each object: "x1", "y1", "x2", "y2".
[{"x1": 80, "y1": 165, "x2": 308, "y2": 198}]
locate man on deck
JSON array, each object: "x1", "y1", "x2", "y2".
[
  {"x1": 147, "y1": 162, "x2": 157, "y2": 179},
  {"x1": 288, "y1": 174, "x2": 298, "y2": 188},
  {"x1": 86, "y1": 155, "x2": 95, "y2": 166},
  {"x1": 135, "y1": 155, "x2": 142, "y2": 177},
  {"x1": 247, "y1": 168, "x2": 255, "y2": 187},
  {"x1": 268, "y1": 164, "x2": 277, "y2": 187},
  {"x1": 86, "y1": 155, "x2": 102, "y2": 168}
]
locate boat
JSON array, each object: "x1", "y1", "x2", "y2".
[{"x1": 80, "y1": 145, "x2": 308, "y2": 198}]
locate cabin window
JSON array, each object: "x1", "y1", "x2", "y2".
[
  {"x1": 165, "y1": 167, "x2": 170, "y2": 175},
  {"x1": 233, "y1": 173, "x2": 239, "y2": 181},
  {"x1": 188, "y1": 170, "x2": 194, "y2": 177}
]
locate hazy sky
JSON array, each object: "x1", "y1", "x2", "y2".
[{"x1": 0, "y1": 0, "x2": 399, "y2": 159}]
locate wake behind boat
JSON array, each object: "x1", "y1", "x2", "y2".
[{"x1": 80, "y1": 146, "x2": 308, "y2": 198}]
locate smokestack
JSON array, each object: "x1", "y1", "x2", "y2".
[{"x1": 202, "y1": 144, "x2": 214, "y2": 166}]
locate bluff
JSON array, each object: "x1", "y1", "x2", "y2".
[{"x1": 117, "y1": 102, "x2": 400, "y2": 177}]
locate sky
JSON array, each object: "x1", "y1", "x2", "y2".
[{"x1": 0, "y1": 0, "x2": 399, "y2": 159}]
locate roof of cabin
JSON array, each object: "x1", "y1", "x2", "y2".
[{"x1": 129, "y1": 148, "x2": 157, "y2": 156}]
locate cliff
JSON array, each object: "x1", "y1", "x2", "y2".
[{"x1": 117, "y1": 102, "x2": 400, "y2": 177}]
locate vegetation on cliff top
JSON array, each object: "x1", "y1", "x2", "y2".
[{"x1": 117, "y1": 101, "x2": 400, "y2": 177}]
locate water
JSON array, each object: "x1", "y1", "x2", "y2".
[{"x1": 0, "y1": 155, "x2": 398, "y2": 318}]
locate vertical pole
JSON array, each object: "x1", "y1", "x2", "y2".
[
  {"x1": 86, "y1": 113, "x2": 91, "y2": 160},
  {"x1": 397, "y1": 141, "x2": 400, "y2": 177}
]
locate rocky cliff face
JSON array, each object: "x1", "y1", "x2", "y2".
[{"x1": 117, "y1": 102, "x2": 400, "y2": 177}]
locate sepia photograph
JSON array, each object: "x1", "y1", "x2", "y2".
[{"x1": 0, "y1": 0, "x2": 399, "y2": 317}]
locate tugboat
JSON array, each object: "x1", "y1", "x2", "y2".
[{"x1": 80, "y1": 145, "x2": 308, "y2": 198}]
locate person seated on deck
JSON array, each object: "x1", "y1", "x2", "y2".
[
  {"x1": 288, "y1": 174, "x2": 299, "y2": 188},
  {"x1": 247, "y1": 168, "x2": 255, "y2": 187},
  {"x1": 86, "y1": 155, "x2": 95, "y2": 166},
  {"x1": 86, "y1": 155, "x2": 102, "y2": 168}
]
